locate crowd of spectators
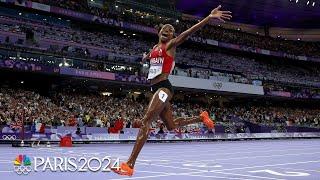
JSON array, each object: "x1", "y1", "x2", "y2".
[
  {"x1": 29, "y1": 0, "x2": 320, "y2": 57},
  {"x1": 214, "y1": 105, "x2": 319, "y2": 128},
  {"x1": 0, "y1": 1, "x2": 319, "y2": 136},
  {"x1": 1, "y1": 87, "x2": 319, "y2": 135},
  {"x1": 0, "y1": 88, "x2": 72, "y2": 130},
  {"x1": 1, "y1": 15, "x2": 319, "y2": 88},
  {"x1": 264, "y1": 84, "x2": 320, "y2": 99}
]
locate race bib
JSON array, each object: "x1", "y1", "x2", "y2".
[
  {"x1": 147, "y1": 66, "x2": 162, "y2": 80},
  {"x1": 158, "y1": 90, "x2": 168, "y2": 102},
  {"x1": 147, "y1": 57, "x2": 164, "y2": 80}
]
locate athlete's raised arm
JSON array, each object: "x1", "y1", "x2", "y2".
[
  {"x1": 167, "y1": 5, "x2": 232, "y2": 50},
  {"x1": 141, "y1": 44, "x2": 158, "y2": 64},
  {"x1": 141, "y1": 51, "x2": 151, "y2": 64}
]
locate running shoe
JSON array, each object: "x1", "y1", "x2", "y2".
[
  {"x1": 112, "y1": 162, "x2": 134, "y2": 176},
  {"x1": 200, "y1": 111, "x2": 215, "y2": 129}
]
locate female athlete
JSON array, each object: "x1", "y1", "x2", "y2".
[{"x1": 113, "y1": 5, "x2": 232, "y2": 176}]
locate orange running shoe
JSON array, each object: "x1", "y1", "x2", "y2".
[
  {"x1": 112, "y1": 162, "x2": 134, "y2": 176},
  {"x1": 200, "y1": 111, "x2": 215, "y2": 129}
]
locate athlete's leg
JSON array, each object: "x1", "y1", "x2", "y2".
[
  {"x1": 125, "y1": 88, "x2": 172, "y2": 169},
  {"x1": 160, "y1": 103, "x2": 202, "y2": 131},
  {"x1": 160, "y1": 103, "x2": 215, "y2": 130}
]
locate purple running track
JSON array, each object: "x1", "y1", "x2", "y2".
[{"x1": 0, "y1": 139, "x2": 319, "y2": 180}]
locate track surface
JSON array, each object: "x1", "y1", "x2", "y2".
[{"x1": 0, "y1": 139, "x2": 319, "y2": 180}]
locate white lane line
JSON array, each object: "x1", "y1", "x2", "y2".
[
  {"x1": 211, "y1": 160, "x2": 320, "y2": 172},
  {"x1": 277, "y1": 167, "x2": 320, "y2": 173},
  {"x1": 138, "y1": 151, "x2": 320, "y2": 166},
  {"x1": 109, "y1": 171, "x2": 238, "y2": 180},
  {"x1": 203, "y1": 151, "x2": 320, "y2": 161},
  {"x1": 191, "y1": 147, "x2": 320, "y2": 157},
  {"x1": 109, "y1": 174, "x2": 174, "y2": 180},
  {"x1": 129, "y1": 143, "x2": 320, "y2": 153},
  {"x1": 213, "y1": 171, "x2": 285, "y2": 180},
  {"x1": 136, "y1": 161, "x2": 207, "y2": 173},
  {"x1": 138, "y1": 147, "x2": 320, "y2": 161},
  {"x1": 1, "y1": 144, "x2": 320, "y2": 156},
  {"x1": 136, "y1": 170, "x2": 173, "y2": 175},
  {"x1": 141, "y1": 146, "x2": 320, "y2": 155},
  {"x1": 137, "y1": 162, "x2": 209, "y2": 172},
  {"x1": 183, "y1": 174, "x2": 252, "y2": 180},
  {"x1": 137, "y1": 162, "x2": 283, "y2": 180},
  {"x1": 0, "y1": 160, "x2": 11, "y2": 163},
  {"x1": 0, "y1": 170, "x2": 13, "y2": 173},
  {"x1": 148, "y1": 152, "x2": 320, "y2": 163}
]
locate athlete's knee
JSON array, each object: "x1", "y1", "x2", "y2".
[{"x1": 138, "y1": 119, "x2": 150, "y2": 138}]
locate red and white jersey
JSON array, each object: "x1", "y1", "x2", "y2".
[{"x1": 147, "y1": 43, "x2": 175, "y2": 80}]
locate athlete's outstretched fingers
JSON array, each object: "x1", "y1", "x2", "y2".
[{"x1": 160, "y1": 103, "x2": 175, "y2": 131}]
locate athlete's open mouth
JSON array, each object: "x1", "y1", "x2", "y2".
[{"x1": 162, "y1": 33, "x2": 169, "y2": 38}]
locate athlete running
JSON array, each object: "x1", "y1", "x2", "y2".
[{"x1": 113, "y1": 5, "x2": 232, "y2": 176}]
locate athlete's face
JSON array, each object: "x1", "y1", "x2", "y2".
[{"x1": 159, "y1": 24, "x2": 175, "y2": 43}]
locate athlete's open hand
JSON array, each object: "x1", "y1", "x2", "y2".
[
  {"x1": 140, "y1": 52, "x2": 148, "y2": 64},
  {"x1": 142, "y1": 52, "x2": 148, "y2": 60},
  {"x1": 208, "y1": 5, "x2": 232, "y2": 22}
]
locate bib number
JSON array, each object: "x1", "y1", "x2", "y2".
[
  {"x1": 158, "y1": 90, "x2": 168, "y2": 103},
  {"x1": 147, "y1": 66, "x2": 162, "y2": 80}
]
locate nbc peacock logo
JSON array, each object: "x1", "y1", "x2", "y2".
[{"x1": 13, "y1": 155, "x2": 32, "y2": 175}]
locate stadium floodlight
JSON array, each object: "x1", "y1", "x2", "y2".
[
  {"x1": 296, "y1": 0, "x2": 299, "y2": 3},
  {"x1": 312, "y1": 2, "x2": 315, "y2": 6},
  {"x1": 307, "y1": 1, "x2": 310, "y2": 5}
]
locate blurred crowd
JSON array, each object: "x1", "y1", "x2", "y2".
[
  {"x1": 264, "y1": 84, "x2": 320, "y2": 99},
  {"x1": 0, "y1": 15, "x2": 319, "y2": 87},
  {"x1": 30, "y1": 0, "x2": 320, "y2": 57},
  {"x1": 1, "y1": 88, "x2": 319, "y2": 135},
  {"x1": 0, "y1": 1, "x2": 319, "y2": 136}
]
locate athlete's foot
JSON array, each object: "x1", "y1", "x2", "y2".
[
  {"x1": 112, "y1": 162, "x2": 134, "y2": 176},
  {"x1": 200, "y1": 111, "x2": 215, "y2": 129}
]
